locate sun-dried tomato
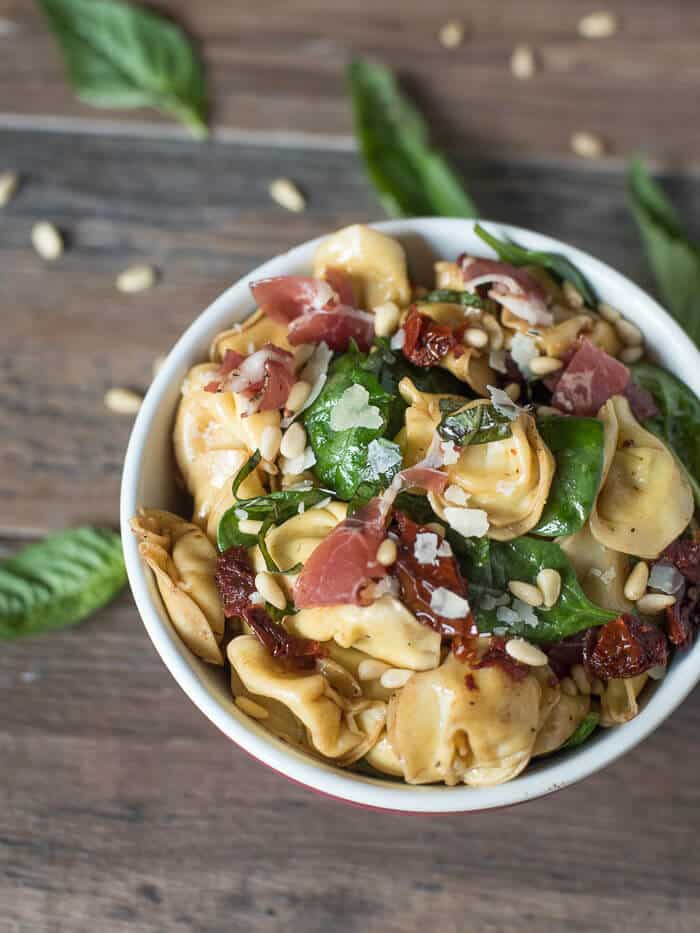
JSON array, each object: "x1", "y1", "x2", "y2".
[
  {"x1": 666, "y1": 583, "x2": 700, "y2": 647},
  {"x1": 544, "y1": 631, "x2": 587, "y2": 679},
  {"x1": 245, "y1": 608, "x2": 323, "y2": 670},
  {"x1": 663, "y1": 539, "x2": 700, "y2": 584},
  {"x1": 583, "y1": 615, "x2": 668, "y2": 681},
  {"x1": 215, "y1": 545, "x2": 257, "y2": 617},
  {"x1": 474, "y1": 636, "x2": 529, "y2": 682},
  {"x1": 402, "y1": 308, "x2": 458, "y2": 367},
  {"x1": 392, "y1": 512, "x2": 477, "y2": 640}
]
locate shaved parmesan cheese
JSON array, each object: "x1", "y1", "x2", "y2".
[
  {"x1": 371, "y1": 576, "x2": 400, "y2": 599},
  {"x1": 330, "y1": 385, "x2": 383, "y2": 432},
  {"x1": 510, "y1": 332, "x2": 539, "y2": 379},
  {"x1": 444, "y1": 484, "x2": 469, "y2": 505},
  {"x1": 390, "y1": 327, "x2": 406, "y2": 350},
  {"x1": 481, "y1": 592, "x2": 511, "y2": 611},
  {"x1": 512, "y1": 598, "x2": 539, "y2": 627},
  {"x1": 282, "y1": 341, "x2": 333, "y2": 427},
  {"x1": 649, "y1": 562, "x2": 685, "y2": 595},
  {"x1": 444, "y1": 506, "x2": 489, "y2": 538},
  {"x1": 280, "y1": 446, "x2": 316, "y2": 475},
  {"x1": 496, "y1": 606, "x2": 521, "y2": 625},
  {"x1": 441, "y1": 440, "x2": 460, "y2": 465},
  {"x1": 437, "y1": 539, "x2": 453, "y2": 557},
  {"x1": 249, "y1": 591, "x2": 265, "y2": 606},
  {"x1": 414, "y1": 532, "x2": 440, "y2": 565},
  {"x1": 234, "y1": 508, "x2": 248, "y2": 520},
  {"x1": 487, "y1": 384, "x2": 526, "y2": 421},
  {"x1": 430, "y1": 587, "x2": 470, "y2": 619},
  {"x1": 489, "y1": 349, "x2": 508, "y2": 373},
  {"x1": 312, "y1": 496, "x2": 333, "y2": 511},
  {"x1": 367, "y1": 438, "x2": 403, "y2": 477}
]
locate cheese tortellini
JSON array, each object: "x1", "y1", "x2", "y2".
[{"x1": 559, "y1": 521, "x2": 633, "y2": 614}]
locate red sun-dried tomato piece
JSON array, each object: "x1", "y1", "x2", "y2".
[
  {"x1": 583, "y1": 615, "x2": 668, "y2": 681},
  {"x1": 474, "y1": 636, "x2": 529, "y2": 682},
  {"x1": 393, "y1": 511, "x2": 477, "y2": 640},
  {"x1": 215, "y1": 545, "x2": 256, "y2": 617},
  {"x1": 666, "y1": 583, "x2": 700, "y2": 647},
  {"x1": 402, "y1": 308, "x2": 458, "y2": 367},
  {"x1": 663, "y1": 539, "x2": 700, "y2": 584}
]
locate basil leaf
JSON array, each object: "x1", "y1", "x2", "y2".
[
  {"x1": 0, "y1": 528, "x2": 126, "y2": 639},
  {"x1": 347, "y1": 58, "x2": 477, "y2": 218},
  {"x1": 532, "y1": 416, "x2": 606, "y2": 536},
  {"x1": 474, "y1": 223, "x2": 597, "y2": 306},
  {"x1": 630, "y1": 362, "x2": 700, "y2": 505},
  {"x1": 457, "y1": 536, "x2": 616, "y2": 644},
  {"x1": 561, "y1": 712, "x2": 600, "y2": 750},
  {"x1": 394, "y1": 492, "x2": 439, "y2": 528},
  {"x1": 232, "y1": 449, "x2": 261, "y2": 500},
  {"x1": 627, "y1": 157, "x2": 700, "y2": 348},
  {"x1": 438, "y1": 403, "x2": 512, "y2": 447},
  {"x1": 420, "y1": 290, "x2": 484, "y2": 309},
  {"x1": 38, "y1": 0, "x2": 208, "y2": 138}
]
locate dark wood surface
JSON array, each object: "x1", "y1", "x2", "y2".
[{"x1": 3, "y1": 3, "x2": 700, "y2": 930}]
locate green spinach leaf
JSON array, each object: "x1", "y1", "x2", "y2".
[
  {"x1": 0, "y1": 528, "x2": 126, "y2": 639},
  {"x1": 628, "y1": 157, "x2": 700, "y2": 348},
  {"x1": 347, "y1": 58, "x2": 477, "y2": 218},
  {"x1": 38, "y1": 0, "x2": 208, "y2": 138},
  {"x1": 438, "y1": 403, "x2": 512, "y2": 447},
  {"x1": 561, "y1": 712, "x2": 600, "y2": 750},
  {"x1": 474, "y1": 223, "x2": 597, "y2": 306},
  {"x1": 420, "y1": 289, "x2": 484, "y2": 309},
  {"x1": 532, "y1": 416, "x2": 606, "y2": 536},
  {"x1": 630, "y1": 362, "x2": 700, "y2": 505}
]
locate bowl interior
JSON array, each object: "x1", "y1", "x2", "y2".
[{"x1": 121, "y1": 217, "x2": 700, "y2": 812}]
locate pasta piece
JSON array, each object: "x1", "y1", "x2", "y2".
[
  {"x1": 313, "y1": 224, "x2": 410, "y2": 309},
  {"x1": 559, "y1": 521, "x2": 633, "y2": 614},
  {"x1": 210, "y1": 307, "x2": 293, "y2": 362},
  {"x1": 600, "y1": 674, "x2": 648, "y2": 726},
  {"x1": 131, "y1": 509, "x2": 224, "y2": 665},
  {"x1": 533, "y1": 693, "x2": 591, "y2": 756},
  {"x1": 363, "y1": 731, "x2": 404, "y2": 777},
  {"x1": 591, "y1": 395, "x2": 693, "y2": 558}
]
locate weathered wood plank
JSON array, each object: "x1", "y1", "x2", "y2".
[{"x1": 2, "y1": 0, "x2": 700, "y2": 163}]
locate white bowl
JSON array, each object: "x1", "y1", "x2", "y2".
[{"x1": 120, "y1": 217, "x2": 700, "y2": 812}]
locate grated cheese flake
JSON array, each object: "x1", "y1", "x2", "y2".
[
  {"x1": 330, "y1": 385, "x2": 384, "y2": 432},
  {"x1": 430, "y1": 587, "x2": 470, "y2": 619},
  {"x1": 367, "y1": 438, "x2": 403, "y2": 477},
  {"x1": 280, "y1": 446, "x2": 316, "y2": 475},
  {"x1": 414, "y1": 532, "x2": 440, "y2": 566},
  {"x1": 510, "y1": 332, "x2": 540, "y2": 379},
  {"x1": 390, "y1": 327, "x2": 406, "y2": 350},
  {"x1": 487, "y1": 384, "x2": 526, "y2": 421},
  {"x1": 648, "y1": 563, "x2": 685, "y2": 595},
  {"x1": 444, "y1": 506, "x2": 490, "y2": 538},
  {"x1": 444, "y1": 484, "x2": 469, "y2": 505}
]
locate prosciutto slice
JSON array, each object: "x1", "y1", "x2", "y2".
[
  {"x1": 323, "y1": 267, "x2": 356, "y2": 306},
  {"x1": 249, "y1": 276, "x2": 335, "y2": 323},
  {"x1": 400, "y1": 465, "x2": 449, "y2": 495},
  {"x1": 206, "y1": 344, "x2": 295, "y2": 414},
  {"x1": 288, "y1": 307, "x2": 375, "y2": 352},
  {"x1": 460, "y1": 256, "x2": 553, "y2": 327}
]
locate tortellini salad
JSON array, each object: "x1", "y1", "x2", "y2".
[{"x1": 132, "y1": 224, "x2": 700, "y2": 788}]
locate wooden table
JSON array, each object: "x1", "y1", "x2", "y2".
[{"x1": 2, "y1": 2, "x2": 700, "y2": 931}]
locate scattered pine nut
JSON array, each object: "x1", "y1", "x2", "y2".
[
  {"x1": 269, "y1": 178, "x2": 306, "y2": 213},
  {"x1": 482, "y1": 313, "x2": 504, "y2": 350},
  {"x1": 619, "y1": 345, "x2": 643, "y2": 364},
  {"x1": 293, "y1": 344, "x2": 316, "y2": 368},
  {"x1": 0, "y1": 171, "x2": 19, "y2": 207},
  {"x1": 464, "y1": 327, "x2": 489, "y2": 349},
  {"x1": 31, "y1": 221, "x2": 63, "y2": 261},
  {"x1": 259, "y1": 425, "x2": 282, "y2": 462},
  {"x1": 529, "y1": 356, "x2": 563, "y2": 376},
  {"x1": 358, "y1": 659, "x2": 390, "y2": 681},
  {"x1": 537, "y1": 568, "x2": 562, "y2": 608},
  {"x1": 260, "y1": 459, "x2": 279, "y2": 476},
  {"x1": 280, "y1": 422, "x2": 307, "y2": 459},
  {"x1": 504, "y1": 382, "x2": 521, "y2": 401},
  {"x1": 508, "y1": 580, "x2": 544, "y2": 607},
  {"x1": 570, "y1": 131, "x2": 605, "y2": 160},
  {"x1": 380, "y1": 668, "x2": 414, "y2": 689},
  {"x1": 104, "y1": 387, "x2": 143, "y2": 415},
  {"x1": 510, "y1": 43, "x2": 536, "y2": 80},
  {"x1": 425, "y1": 522, "x2": 446, "y2": 538},
  {"x1": 239, "y1": 518, "x2": 264, "y2": 536},
  {"x1": 560, "y1": 676, "x2": 578, "y2": 697},
  {"x1": 637, "y1": 593, "x2": 676, "y2": 615},
  {"x1": 116, "y1": 263, "x2": 157, "y2": 293},
  {"x1": 438, "y1": 19, "x2": 464, "y2": 49},
  {"x1": 255, "y1": 571, "x2": 287, "y2": 610},
  {"x1": 615, "y1": 318, "x2": 643, "y2": 346},
  {"x1": 505, "y1": 638, "x2": 548, "y2": 667},
  {"x1": 571, "y1": 664, "x2": 591, "y2": 695},
  {"x1": 578, "y1": 10, "x2": 618, "y2": 39},
  {"x1": 374, "y1": 301, "x2": 401, "y2": 337},
  {"x1": 235, "y1": 696, "x2": 269, "y2": 720},
  {"x1": 286, "y1": 380, "x2": 312, "y2": 413},
  {"x1": 598, "y1": 301, "x2": 621, "y2": 322},
  {"x1": 376, "y1": 538, "x2": 398, "y2": 567},
  {"x1": 563, "y1": 280, "x2": 584, "y2": 309}
]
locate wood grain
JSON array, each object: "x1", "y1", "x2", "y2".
[{"x1": 2, "y1": 0, "x2": 700, "y2": 164}]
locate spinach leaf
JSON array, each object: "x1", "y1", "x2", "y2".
[
  {"x1": 457, "y1": 536, "x2": 616, "y2": 644},
  {"x1": 474, "y1": 223, "x2": 597, "y2": 306},
  {"x1": 438, "y1": 403, "x2": 512, "y2": 447},
  {"x1": 628, "y1": 157, "x2": 700, "y2": 348},
  {"x1": 347, "y1": 58, "x2": 477, "y2": 219},
  {"x1": 532, "y1": 416, "x2": 606, "y2": 536},
  {"x1": 0, "y1": 528, "x2": 126, "y2": 639},
  {"x1": 561, "y1": 712, "x2": 600, "y2": 750},
  {"x1": 420, "y1": 289, "x2": 484, "y2": 309},
  {"x1": 38, "y1": 0, "x2": 208, "y2": 138},
  {"x1": 302, "y1": 348, "x2": 401, "y2": 500},
  {"x1": 630, "y1": 362, "x2": 700, "y2": 505}
]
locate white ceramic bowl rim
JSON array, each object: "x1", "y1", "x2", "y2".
[{"x1": 121, "y1": 218, "x2": 700, "y2": 813}]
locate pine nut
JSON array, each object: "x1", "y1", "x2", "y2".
[
  {"x1": 438, "y1": 19, "x2": 464, "y2": 49},
  {"x1": 239, "y1": 518, "x2": 264, "y2": 535},
  {"x1": 255, "y1": 571, "x2": 287, "y2": 610},
  {"x1": 269, "y1": 177, "x2": 306, "y2": 212},
  {"x1": 563, "y1": 280, "x2": 584, "y2": 309},
  {"x1": 598, "y1": 301, "x2": 621, "y2": 323},
  {"x1": 0, "y1": 171, "x2": 19, "y2": 206},
  {"x1": 560, "y1": 676, "x2": 578, "y2": 697},
  {"x1": 286, "y1": 380, "x2": 312, "y2": 414},
  {"x1": 31, "y1": 221, "x2": 63, "y2": 261},
  {"x1": 259, "y1": 425, "x2": 282, "y2": 462},
  {"x1": 571, "y1": 664, "x2": 591, "y2": 695},
  {"x1": 578, "y1": 11, "x2": 618, "y2": 39},
  {"x1": 116, "y1": 263, "x2": 157, "y2": 293},
  {"x1": 615, "y1": 318, "x2": 643, "y2": 346},
  {"x1": 537, "y1": 569, "x2": 562, "y2": 608},
  {"x1": 482, "y1": 313, "x2": 503, "y2": 350},
  {"x1": 104, "y1": 387, "x2": 143, "y2": 414},
  {"x1": 570, "y1": 131, "x2": 605, "y2": 160},
  {"x1": 504, "y1": 382, "x2": 521, "y2": 401},
  {"x1": 280, "y1": 422, "x2": 307, "y2": 459},
  {"x1": 508, "y1": 580, "x2": 544, "y2": 607},
  {"x1": 380, "y1": 668, "x2": 414, "y2": 689},
  {"x1": 376, "y1": 538, "x2": 398, "y2": 567},
  {"x1": 425, "y1": 522, "x2": 445, "y2": 538},
  {"x1": 511, "y1": 43, "x2": 536, "y2": 80},
  {"x1": 374, "y1": 302, "x2": 401, "y2": 337},
  {"x1": 624, "y1": 561, "x2": 649, "y2": 602},
  {"x1": 260, "y1": 459, "x2": 279, "y2": 475},
  {"x1": 529, "y1": 356, "x2": 563, "y2": 376},
  {"x1": 505, "y1": 638, "x2": 548, "y2": 667},
  {"x1": 235, "y1": 696, "x2": 269, "y2": 720},
  {"x1": 358, "y1": 659, "x2": 390, "y2": 681},
  {"x1": 620, "y1": 345, "x2": 643, "y2": 364},
  {"x1": 637, "y1": 593, "x2": 676, "y2": 615},
  {"x1": 293, "y1": 344, "x2": 316, "y2": 368},
  {"x1": 537, "y1": 405, "x2": 562, "y2": 417},
  {"x1": 464, "y1": 327, "x2": 488, "y2": 349}
]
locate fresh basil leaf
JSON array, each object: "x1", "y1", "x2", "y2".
[
  {"x1": 347, "y1": 58, "x2": 477, "y2": 219},
  {"x1": 38, "y1": 0, "x2": 208, "y2": 138},
  {"x1": 561, "y1": 712, "x2": 600, "y2": 750},
  {"x1": 0, "y1": 528, "x2": 126, "y2": 639},
  {"x1": 438, "y1": 403, "x2": 512, "y2": 447},
  {"x1": 630, "y1": 362, "x2": 700, "y2": 505},
  {"x1": 628, "y1": 157, "x2": 700, "y2": 348},
  {"x1": 457, "y1": 536, "x2": 616, "y2": 644},
  {"x1": 532, "y1": 416, "x2": 606, "y2": 536},
  {"x1": 232, "y1": 449, "x2": 261, "y2": 500},
  {"x1": 393, "y1": 492, "x2": 439, "y2": 528},
  {"x1": 420, "y1": 289, "x2": 484, "y2": 309},
  {"x1": 438, "y1": 397, "x2": 467, "y2": 416},
  {"x1": 474, "y1": 223, "x2": 597, "y2": 307}
]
